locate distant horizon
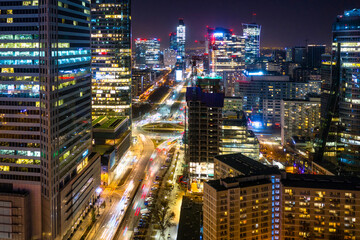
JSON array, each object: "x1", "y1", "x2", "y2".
[{"x1": 133, "y1": 0, "x2": 360, "y2": 49}]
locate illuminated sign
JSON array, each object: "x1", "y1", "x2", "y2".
[
  {"x1": 213, "y1": 32, "x2": 224, "y2": 38},
  {"x1": 176, "y1": 70, "x2": 183, "y2": 81}
]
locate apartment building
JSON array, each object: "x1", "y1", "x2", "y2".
[{"x1": 204, "y1": 153, "x2": 360, "y2": 240}]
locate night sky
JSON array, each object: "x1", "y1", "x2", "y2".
[{"x1": 132, "y1": 0, "x2": 360, "y2": 49}]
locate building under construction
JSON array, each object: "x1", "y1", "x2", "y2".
[{"x1": 186, "y1": 76, "x2": 224, "y2": 181}]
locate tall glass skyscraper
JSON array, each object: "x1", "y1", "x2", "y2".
[
  {"x1": 333, "y1": 9, "x2": 360, "y2": 171},
  {"x1": 134, "y1": 38, "x2": 161, "y2": 68},
  {"x1": 242, "y1": 23, "x2": 261, "y2": 65},
  {"x1": 169, "y1": 32, "x2": 177, "y2": 51},
  {"x1": 207, "y1": 27, "x2": 245, "y2": 73},
  {"x1": 0, "y1": 0, "x2": 100, "y2": 239},
  {"x1": 176, "y1": 18, "x2": 186, "y2": 67},
  {"x1": 91, "y1": 0, "x2": 132, "y2": 118}
]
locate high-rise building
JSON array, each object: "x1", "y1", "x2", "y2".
[
  {"x1": 163, "y1": 48, "x2": 177, "y2": 67},
  {"x1": 91, "y1": 0, "x2": 131, "y2": 118},
  {"x1": 317, "y1": 9, "x2": 360, "y2": 174},
  {"x1": 169, "y1": 32, "x2": 177, "y2": 51},
  {"x1": 286, "y1": 46, "x2": 307, "y2": 66},
  {"x1": 307, "y1": 44, "x2": 326, "y2": 69},
  {"x1": 286, "y1": 47, "x2": 293, "y2": 62},
  {"x1": 0, "y1": 0, "x2": 100, "y2": 239},
  {"x1": 333, "y1": 9, "x2": 360, "y2": 170},
  {"x1": 220, "y1": 116, "x2": 260, "y2": 160},
  {"x1": 294, "y1": 46, "x2": 307, "y2": 66},
  {"x1": 317, "y1": 54, "x2": 343, "y2": 164},
  {"x1": 176, "y1": 18, "x2": 186, "y2": 68},
  {"x1": 204, "y1": 153, "x2": 360, "y2": 240},
  {"x1": 206, "y1": 27, "x2": 245, "y2": 96},
  {"x1": 235, "y1": 71, "x2": 317, "y2": 127},
  {"x1": 186, "y1": 76, "x2": 224, "y2": 181},
  {"x1": 134, "y1": 38, "x2": 161, "y2": 68},
  {"x1": 235, "y1": 72, "x2": 291, "y2": 127},
  {"x1": 242, "y1": 23, "x2": 261, "y2": 65},
  {"x1": 207, "y1": 27, "x2": 245, "y2": 73},
  {"x1": 131, "y1": 68, "x2": 155, "y2": 97},
  {"x1": 281, "y1": 98, "x2": 321, "y2": 145}
]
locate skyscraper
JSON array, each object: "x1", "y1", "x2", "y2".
[
  {"x1": 242, "y1": 23, "x2": 261, "y2": 65},
  {"x1": 176, "y1": 18, "x2": 186, "y2": 68},
  {"x1": 91, "y1": 0, "x2": 132, "y2": 119},
  {"x1": 0, "y1": 0, "x2": 100, "y2": 239},
  {"x1": 206, "y1": 27, "x2": 246, "y2": 96},
  {"x1": 169, "y1": 32, "x2": 177, "y2": 51},
  {"x1": 307, "y1": 44, "x2": 326, "y2": 69},
  {"x1": 281, "y1": 98, "x2": 321, "y2": 145},
  {"x1": 333, "y1": 9, "x2": 360, "y2": 171},
  {"x1": 134, "y1": 38, "x2": 161, "y2": 68},
  {"x1": 207, "y1": 27, "x2": 245, "y2": 73},
  {"x1": 316, "y1": 9, "x2": 360, "y2": 175},
  {"x1": 186, "y1": 76, "x2": 224, "y2": 182}
]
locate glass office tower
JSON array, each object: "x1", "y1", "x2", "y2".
[
  {"x1": 176, "y1": 18, "x2": 186, "y2": 67},
  {"x1": 91, "y1": 0, "x2": 132, "y2": 118},
  {"x1": 242, "y1": 23, "x2": 261, "y2": 65},
  {"x1": 134, "y1": 38, "x2": 161, "y2": 68},
  {"x1": 333, "y1": 9, "x2": 360, "y2": 170},
  {"x1": 0, "y1": 0, "x2": 100, "y2": 239},
  {"x1": 169, "y1": 32, "x2": 177, "y2": 51}
]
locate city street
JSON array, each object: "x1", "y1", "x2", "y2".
[
  {"x1": 85, "y1": 134, "x2": 154, "y2": 240},
  {"x1": 82, "y1": 74, "x2": 187, "y2": 240}
]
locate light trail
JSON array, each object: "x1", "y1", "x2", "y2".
[{"x1": 99, "y1": 180, "x2": 134, "y2": 240}]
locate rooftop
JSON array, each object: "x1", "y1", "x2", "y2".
[
  {"x1": 283, "y1": 173, "x2": 360, "y2": 191},
  {"x1": 206, "y1": 177, "x2": 271, "y2": 191},
  {"x1": 93, "y1": 116, "x2": 127, "y2": 130},
  {"x1": 215, "y1": 153, "x2": 280, "y2": 176}
]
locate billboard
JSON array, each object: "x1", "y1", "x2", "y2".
[{"x1": 175, "y1": 69, "x2": 183, "y2": 81}]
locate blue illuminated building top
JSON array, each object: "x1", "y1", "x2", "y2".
[
  {"x1": 334, "y1": 9, "x2": 360, "y2": 31},
  {"x1": 344, "y1": 9, "x2": 360, "y2": 17}
]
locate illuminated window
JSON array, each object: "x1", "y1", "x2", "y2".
[{"x1": 0, "y1": 166, "x2": 9, "y2": 171}]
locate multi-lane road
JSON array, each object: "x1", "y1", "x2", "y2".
[
  {"x1": 86, "y1": 73, "x2": 187, "y2": 240},
  {"x1": 86, "y1": 135, "x2": 154, "y2": 240}
]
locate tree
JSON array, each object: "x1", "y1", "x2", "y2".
[
  {"x1": 91, "y1": 207, "x2": 96, "y2": 223},
  {"x1": 151, "y1": 195, "x2": 176, "y2": 239}
]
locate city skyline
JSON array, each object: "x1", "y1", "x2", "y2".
[
  {"x1": 1, "y1": 1, "x2": 360, "y2": 239},
  {"x1": 133, "y1": 0, "x2": 360, "y2": 48}
]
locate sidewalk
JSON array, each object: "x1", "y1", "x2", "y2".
[
  {"x1": 69, "y1": 198, "x2": 107, "y2": 240},
  {"x1": 70, "y1": 137, "x2": 144, "y2": 240}
]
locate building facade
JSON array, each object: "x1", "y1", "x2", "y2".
[
  {"x1": 163, "y1": 48, "x2": 177, "y2": 67},
  {"x1": 204, "y1": 154, "x2": 360, "y2": 240},
  {"x1": 242, "y1": 23, "x2": 261, "y2": 65},
  {"x1": 134, "y1": 38, "x2": 161, "y2": 68},
  {"x1": 220, "y1": 118, "x2": 260, "y2": 161},
  {"x1": 207, "y1": 27, "x2": 245, "y2": 73},
  {"x1": 186, "y1": 76, "x2": 224, "y2": 180},
  {"x1": 281, "y1": 98, "x2": 321, "y2": 145},
  {"x1": 333, "y1": 9, "x2": 360, "y2": 170},
  {"x1": 176, "y1": 18, "x2": 186, "y2": 68},
  {"x1": 0, "y1": 0, "x2": 101, "y2": 239},
  {"x1": 307, "y1": 45, "x2": 326, "y2": 69},
  {"x1": 169, "y1": 32, "x2": 177, "y2": 51},
  {"x1": 91, "y1": 0, "x2": 132, "y2": 118}
]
